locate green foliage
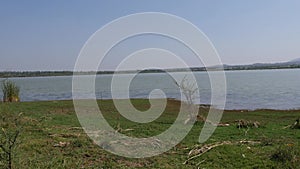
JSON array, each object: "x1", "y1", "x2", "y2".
[{"x1": 1, "y1": 80, "x2": 20, "y2": 102}]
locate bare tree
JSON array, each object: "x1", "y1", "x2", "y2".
[
  {"x1": 0, "y1": 113, "x2": 23, "y2": 169},
  {"x1": 174, "y1": 75, "x2": 202, "y2": 124}
]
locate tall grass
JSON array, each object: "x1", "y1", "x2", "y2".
[{"x1": 1, "y1": 80, "x2": 20, "y2": 102}]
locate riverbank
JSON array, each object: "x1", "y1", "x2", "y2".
[{"x1": 0, "y1": 99, "x2": 299, "y2": 168}]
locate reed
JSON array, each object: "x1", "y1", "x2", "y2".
[{"x1": 1, "y1": 80, "x2": 20, "y2": 102}]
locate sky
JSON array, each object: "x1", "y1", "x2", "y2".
[{"x1": 1, "y1": 0, "x2": 300, "y2": 71}]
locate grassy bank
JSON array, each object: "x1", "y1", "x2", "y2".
[{"x1": 0, "y1": 99, "x2": 300, "y2": 168}]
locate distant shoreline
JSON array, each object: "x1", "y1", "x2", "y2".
[
  {"x1": 2, "y1": 99, "x2": 300, "y2": 111},
  {"x1": 1, "y1": 66, "x2": 300, "y2": 78}
]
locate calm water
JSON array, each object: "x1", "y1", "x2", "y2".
[{"x1": 1, "y1": 69, "x2": 300, "y2": 110}]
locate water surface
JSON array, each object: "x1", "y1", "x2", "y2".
[{"x1": 1, "y1": 69, "x2": 299, "y2": 110}]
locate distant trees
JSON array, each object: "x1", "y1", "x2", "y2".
[{"x1": 0, "y1": 71, "x2": 74, "y2": 78}]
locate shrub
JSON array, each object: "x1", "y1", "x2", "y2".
[
  {"x1": 1, "y1": 80, "x2": 20, "y2": 102},
  {"x1": 271, "y1": 145, "x2": 299, "y2": 165},
  {"x1": 0, "y1": 112, "x2": 23, "y2": 169},
  {"x1": 271, "y1": 147, "x2": 293, "y2": 163}
]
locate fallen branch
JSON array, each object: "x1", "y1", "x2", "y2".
[
  {"x1": 53, "y1": 141, "x2": 70, "y2": 148},
  {"x1": 184, "y1": 141, "x2": 231, "y2": 164},
  {"x1": 49, "y1": 133, "x2": 80, "y2": 138},
  {"x1": 68, "y1": 127, "x2": 82, "y2": 130},
  {"x1": 115, "y1": 123, "x2": 134, "y2": 133},
  {"x1": 183, "y1": 140, "x2": 261, "y2": 165},
  {"x1": 283, "y1": 118, "x2": 300, "y2": 129},
  {"x1": 291, "y1": 118, "x2": 300, "y2": 129}
]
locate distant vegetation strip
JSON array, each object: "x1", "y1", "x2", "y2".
[{"x1": 1, "y1": 64, "x2": 300, "y2": 78}]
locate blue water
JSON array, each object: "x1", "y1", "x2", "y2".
[{"x1": 1, "y1": 69, "x2": 300, "y2": 110}]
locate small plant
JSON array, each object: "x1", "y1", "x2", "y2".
[
  {"x1": 0, "y1": 112, "x2": 23, "y2": 169},
  {"x1": 1, "y1": 80, "x2": 20, "y2": 102},
  {"x1": 271, "y1": 145, "x2": 299, "y2": 164}
]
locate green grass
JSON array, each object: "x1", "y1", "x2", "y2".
[{"x1": 0, "y1": 99, "x2": 300, "y2": 168}]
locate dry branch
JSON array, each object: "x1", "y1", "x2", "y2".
[{"x1": 183, "y1": 140, "x2": 261, "y2": 164}]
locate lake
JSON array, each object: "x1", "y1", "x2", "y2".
[{"x1": 0, "y1": 69, "x2": 300, "y2": 110}]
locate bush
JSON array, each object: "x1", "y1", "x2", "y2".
[
  {"x1": 271, "y1": 147, "x2": 293, "y2": 162},
  {"x1": 1, "y1": 80, "x2": 20, "y2": 102},
  {"x1": 0, "y1": 112, "x2": 23, "y2": 169},
  {"x1": 271, "y1": 145, "x2": 299, "y2": 165}
]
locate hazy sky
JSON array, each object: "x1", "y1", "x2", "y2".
[{"x1": 1, "y1": 0, "x2": 300, "y2": 71}]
